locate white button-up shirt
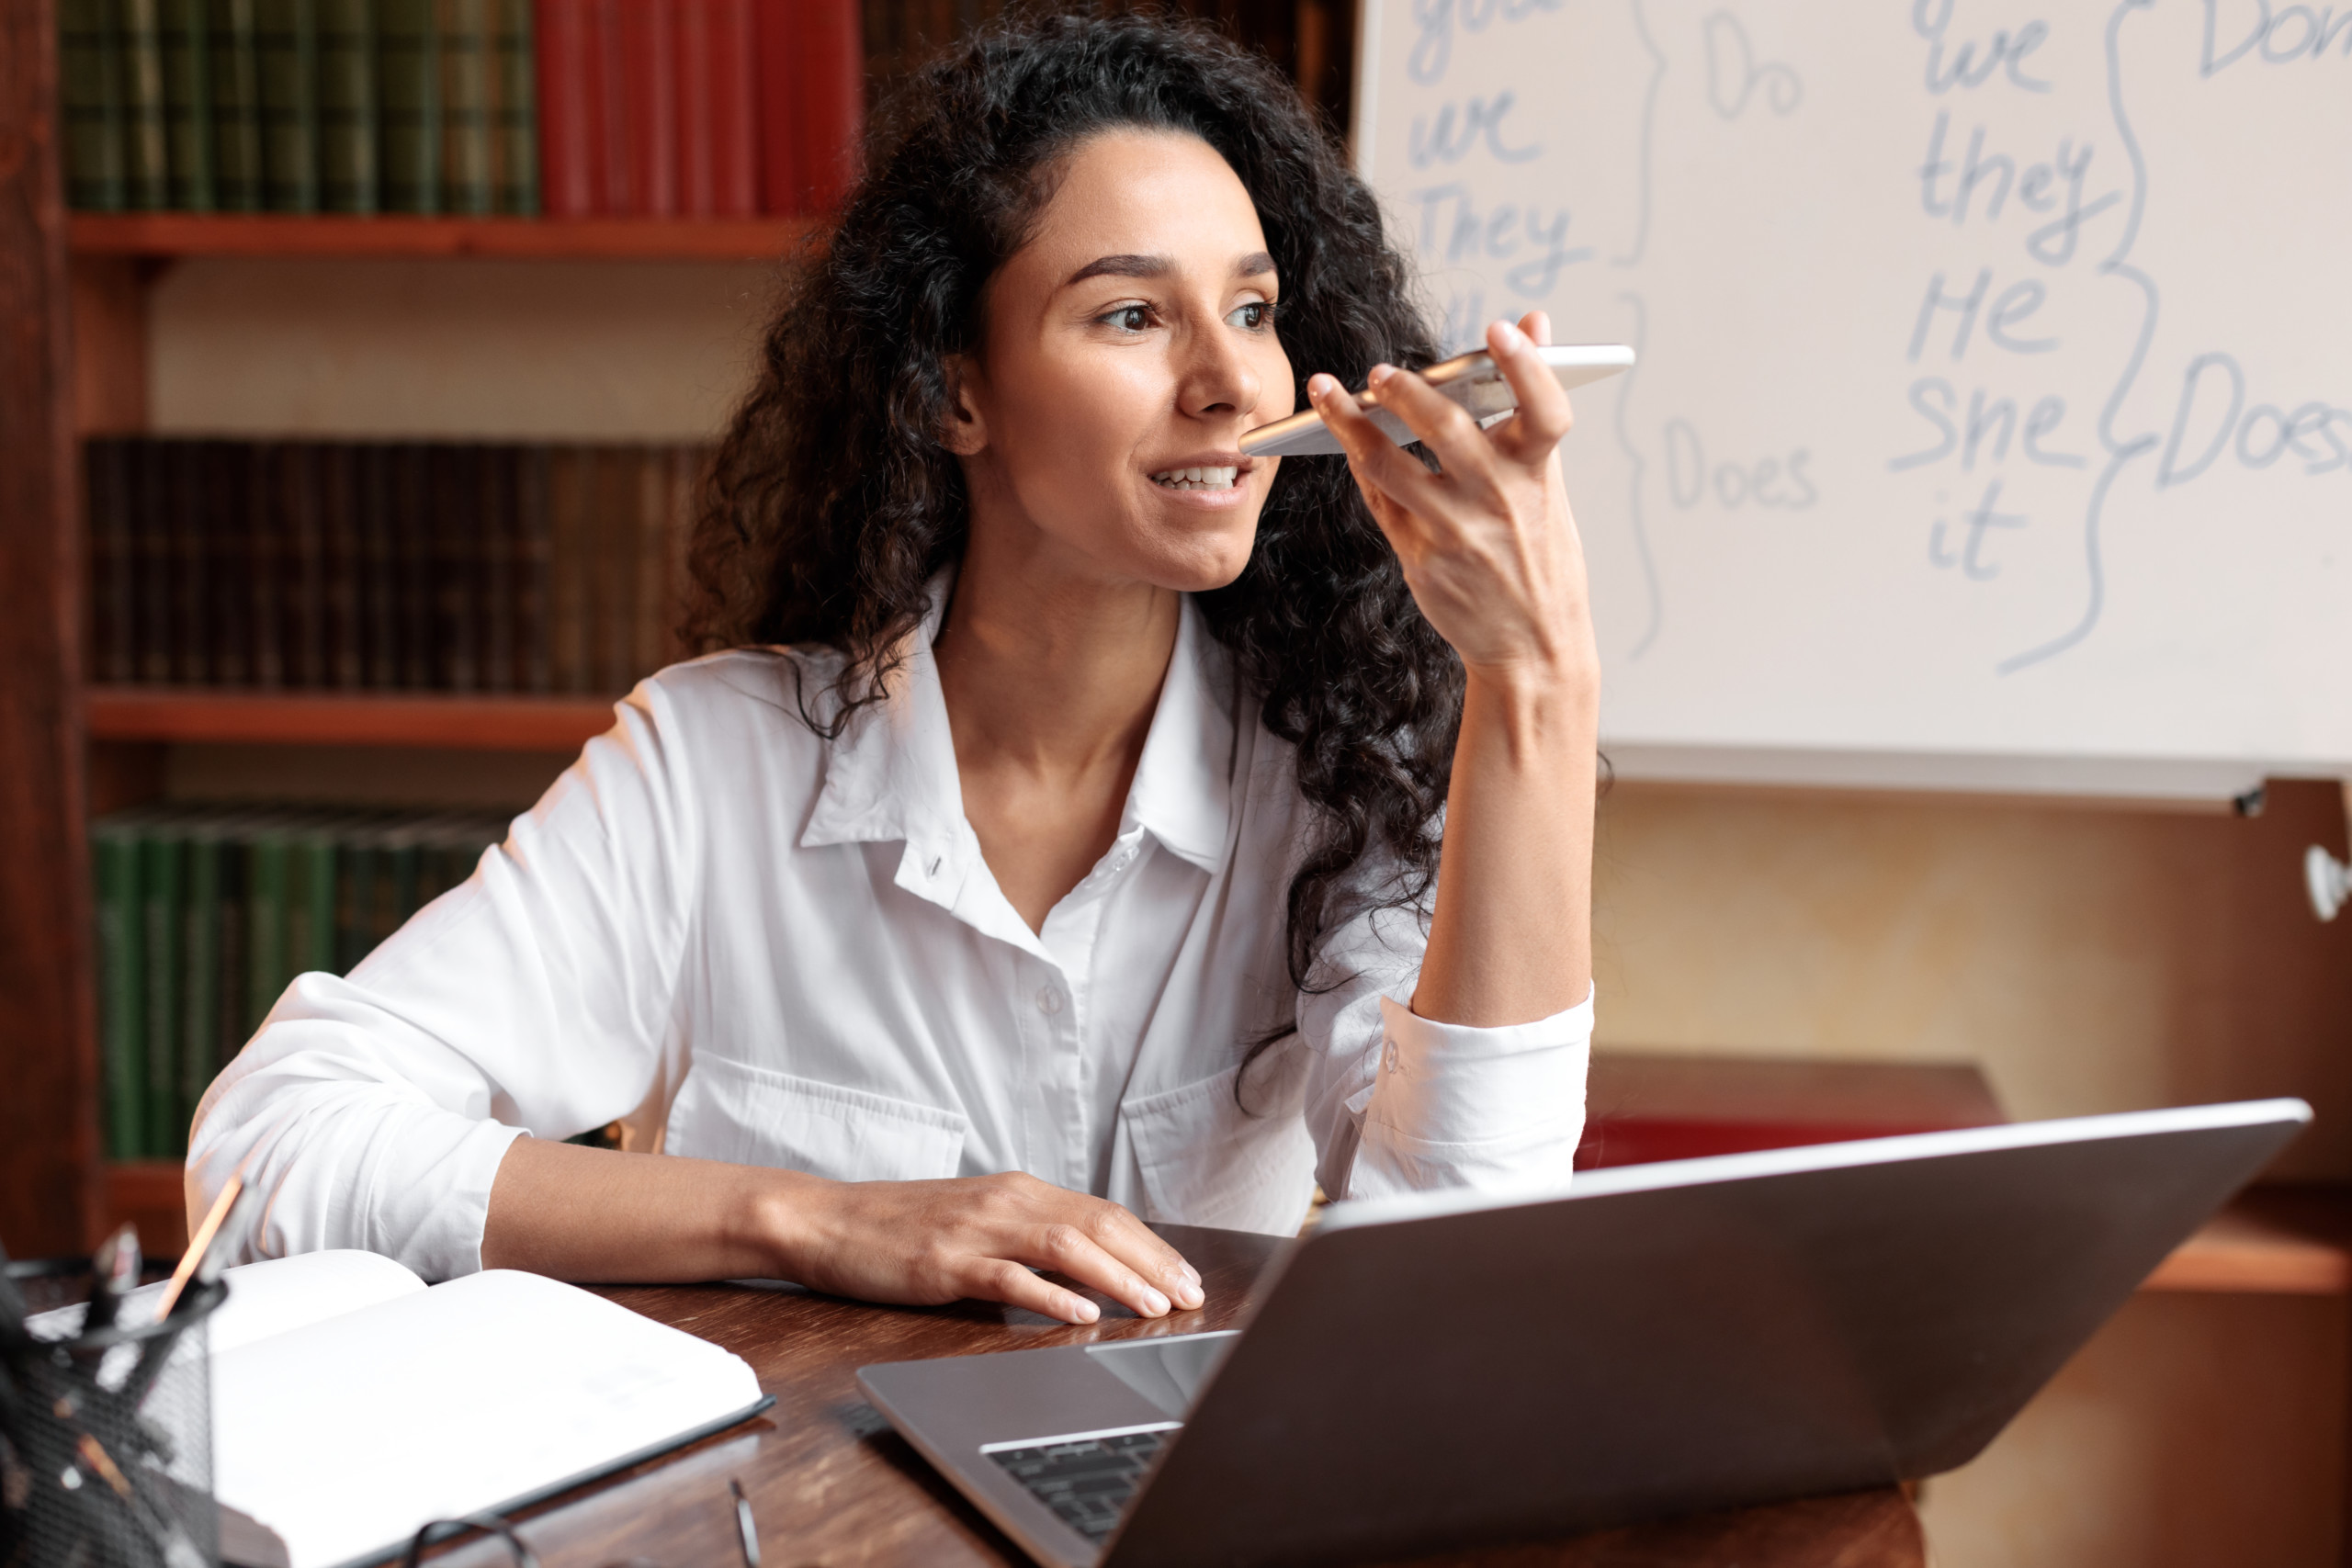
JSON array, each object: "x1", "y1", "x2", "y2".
[{"x1": 189, "y1": 592, "x2": 1592, "y2": 1280}]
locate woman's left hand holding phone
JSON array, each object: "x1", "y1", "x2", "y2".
[{"x1": 1305, "y1": 310, "x2": 1601, "y2": 1030}]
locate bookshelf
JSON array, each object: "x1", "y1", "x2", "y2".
[{"x1": 0, "y1": 0, "x2": 1357, "y2": 1258}]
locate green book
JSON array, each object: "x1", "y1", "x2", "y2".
[
  {"x1": 255, "y1": 0, "x2": 318, "y2": 211},
  {"x1": 121, "y1": 0, "x2": 171, "y2": 209},
  {"x1": 180, "y1": 812, "x2": 228, "y2": 1136},
  {"x1": 286, "y1": 816, "x2": 340, "y2": 982},
  {"x1": 208, "y1": 0, "x2": 264, "y2": 210},
  {"x1": 215, "y1": 818, "x2": 250, "y2": 1064},
  {"x1": 93, "y1": 814, "x2": 146, "y2": 1160},
  {"x1": 488, "y1": 0, "x2": 533, "y2": 214},
  {"x1": 334, "y1": 818, "x2": 376, "y2": 973},
  {"x1": 161, "y1": 0, "x2": 215, "y2": 208},
  {"x1": 435, "y1": 0, "x2": 489, "y2": 215},
  {"x1": 244, "y1": 814, "x2": 289, "y2": 1033},
  {"x1": 377, "y1": 0, "x2": 438, "y2": 212},
  {"x1": 384, "y1": 816, "x2": 424, "y2": 924},
  {"x1": 318, "y1": 0, "x2": 377, "y2": 211},
  {"x1": 61, "y1": 0, "x2": 127, "y2": 210},
  {"x1": 141, "y1": 817, "x2": 187, "y2": 1157}
]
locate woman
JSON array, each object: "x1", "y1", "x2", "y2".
[{"x1": 188, "y1": 11, "x2": 1601, "y2": 1326}]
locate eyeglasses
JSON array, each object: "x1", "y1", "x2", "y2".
[{"x1": 399, "y1": 1479, "x2": 762, "y2": 1568}]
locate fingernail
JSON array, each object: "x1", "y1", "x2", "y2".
[
  {"x1": 1175, "y1": 1280, "x2": 1204, "y2": 1310},
  {"x1": 1142, "y1": 1287, "x2": 1170, "y2": 1316},
  {"x1": 1076, "y1": 1299, "x2": 1100, "y2": 1324},
  {"x1": 1179, "y1": 1262, "x2": 1202, "y2": 1287},
  {"x1": 1494, "y1": 320, "x2": 1525, "y2": 349},
  {"x1": 1308, "y1": 373, "x2": 1338, "y2": 399},
  {"x1": 1368, "y1": 364, "x2": 1395, "y2": 385}
]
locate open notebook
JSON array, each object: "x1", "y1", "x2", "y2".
[{"x1": 161, "y1": 1251, "x2": 763, "y2": 1568}]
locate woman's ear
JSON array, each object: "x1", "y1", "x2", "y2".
[{"x1": 939, "y1": 353, "x2": 989, "y2": 457}]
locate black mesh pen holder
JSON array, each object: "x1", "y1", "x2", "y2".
[{"x1": 1, "y1": 1260, "x2": 227, "y2": 1568}]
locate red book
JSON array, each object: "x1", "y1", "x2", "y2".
[
  {"x1": 591, "y1": 0, "x2": 634, "y2": 213},
  {"x1": 673, "y1": 0, "x2": 716, "y2": 216},
  {"x1": 793, "y1": 0, "x2": 864, "y2": 214},
  {"x1": 536, "y1": 0, "x2": 596, "y2": 216},
  {"x1": 623, "y1": 0, "x2": 679, "y2": 216},
  {"x1": 752, "y1": 0, "x2": 798, "y2": 215},
  {"x1": 708, "y1": 0, "x2": 757, "y2": 216}
]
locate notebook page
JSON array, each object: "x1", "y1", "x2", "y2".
[
  {"x1": 205, "y1": 1251, "x2": 428, "y2": 1356},
  {"x1": 21, "y1": 1249, "x2": 424, "y2": 1353},
  {"x1": 212, "y1": 1269, "x2": 764, "y2": 1568}
]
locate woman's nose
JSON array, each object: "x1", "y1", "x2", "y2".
[{"x1": 1179, "y1": 321, "x2": 1261, "y2": 418}]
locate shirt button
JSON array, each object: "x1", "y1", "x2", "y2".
[
  {"x1": 1036, "y1": 985, "x2": 1065, "y2": 1016},
  {"x1": 1384, "y1": 1038, "x2": 1401, "y2": 1074}
]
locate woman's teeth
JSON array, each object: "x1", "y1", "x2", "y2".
[{"x1": 1151, "y1": 466, "x2": 1239, "y2": 491}]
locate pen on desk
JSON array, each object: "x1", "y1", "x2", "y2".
[{"x1": 730, "y1": 1479, "x2": 763, "y2": 1568}]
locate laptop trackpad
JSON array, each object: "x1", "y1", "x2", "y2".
[{"x1": 1084, "y1": 1333, "x2": 1238, "y2": 1419}]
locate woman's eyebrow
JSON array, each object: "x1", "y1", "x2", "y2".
[
  {"x1": 1065, "y1": 251, "x2": 1279, "y2": 286},
  {"x1": 1068, "y1": 254, "x2": 1170, "y2": 285}
]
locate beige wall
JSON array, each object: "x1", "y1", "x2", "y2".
[
  {"x1": 151, "y1": 254, "x2": 2352, "y2": 1568},
  {"x1": 1594, "y1": 778, "x2": 2352, "y2": 1180}
]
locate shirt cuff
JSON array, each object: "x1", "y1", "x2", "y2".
[{"x1": 1347, "y1": 987, "x2": 1593, "y2": 1201}]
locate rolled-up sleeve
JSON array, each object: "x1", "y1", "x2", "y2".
[
  {"x1": 185, "y1": 682, "x2": 700, "y2": 1281},
  {"x1": 1299, "y1": 896, "x2": 1592, "y2": 1203}
]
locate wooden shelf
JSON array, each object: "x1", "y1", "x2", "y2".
[
  {"x1": 68, "y1": 212, "x2": 810, "y2": 261},
  {"x1": 2142, "y1": 1187, "x2": 2352, "y2": 1294},
  {"x1": 86, "y1": 687, "x2": 617, "y2": 750}
]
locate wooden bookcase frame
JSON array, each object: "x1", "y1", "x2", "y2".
[{"x1": 2, "y1": 0, "x2": 103, "y2": 1258}]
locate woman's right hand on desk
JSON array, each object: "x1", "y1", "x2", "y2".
[
  {"x1": 765, "y1": 1168, "x2": 1204, "y2": 1325},
  {"x1": 486, "y1": 1138, "x2": 1200, "y2": 1323}
]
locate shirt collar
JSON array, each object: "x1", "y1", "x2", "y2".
[
  {"x1": 1125, "y1": 598, "x2": 1237, "y2": 873},
  {"x1": 800, "y1": 573, "x2": 1236, "y2": 876}
]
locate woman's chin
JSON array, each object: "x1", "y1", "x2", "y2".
[{"x1": 1136, "y1": 521, "x2": 1259, "y2": 592}]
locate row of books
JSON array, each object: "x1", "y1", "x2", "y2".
[
  {"x1": 86, "y1": 437, "x2": 709, "y2": 696},
  {"x1": 62, "y1": 0, "x2": 540, "y2": 215},
  {"x1": 59, "y1": 0, "x2": 864, "y2": 218},
  {"x1": 93, "y1": 803, "x2": 515, "y2": 1159},
  {"x1": 539, "y1": 0, "x2": 865, "y2": 219}
]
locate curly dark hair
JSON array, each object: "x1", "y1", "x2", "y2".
[{"x1": 685, "y1": 8, "x2": 1459, "y2": 1024}]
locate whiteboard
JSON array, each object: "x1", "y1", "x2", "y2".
[{"x1": 1354, "y1": 0, "x2": 2352, "y2": 799}]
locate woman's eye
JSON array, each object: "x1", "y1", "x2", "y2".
[
  {"x1": 1103, "y1": 305, "x2": 1153, "y2": 332},
  {"x1": 1228, "y1": 301, "x2": 1277, "y2": 331}
]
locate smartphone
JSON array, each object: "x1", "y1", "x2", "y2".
[{"x1": 1238, "y1": 343, "x2": 1636, "y2": 458}]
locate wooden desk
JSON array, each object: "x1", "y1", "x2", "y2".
[{"x1": 422, "y1": 1224, "x2": 1921, "y2": 1568}]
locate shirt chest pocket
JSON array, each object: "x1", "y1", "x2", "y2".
[
  {"x1": 1120, "y1": 1043, "x2": 1317, "y2": 1236},
  {"x1": 663, "y1": 1055, "x2": 970, "y2": 1182}
]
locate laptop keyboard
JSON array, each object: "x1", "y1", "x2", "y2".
[{"x1": 987, "y1": 1427, "x2": 1173, "y2": 1542}]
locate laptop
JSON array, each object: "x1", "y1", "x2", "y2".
[{"x1": 859, "y1": 1098, "x2": 2308, "y2": 1568}]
